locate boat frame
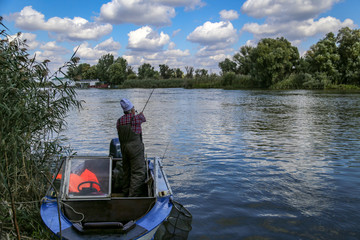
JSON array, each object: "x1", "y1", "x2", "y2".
[{"x1": 41, "y1": 155, "x2": 173, "y2": 240}]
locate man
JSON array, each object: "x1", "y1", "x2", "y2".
[{"x1": 116, "y1": 98, "x2": 147, "y2": 197}]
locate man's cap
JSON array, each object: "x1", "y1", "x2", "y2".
[{"x1": 120, "y1": 98, "x2": 134, "y2": 112}]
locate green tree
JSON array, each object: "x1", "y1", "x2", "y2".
[
  {"x1": 159, "y1": 64, "x2": 174, "y2": 79},
  {"x1": 0, "y1": 19, "x2": 81, "y2": 239},
  {"x1": 195, "y1": 68, "x2": 208, "y2": 78},
  {"x1": 67, "y1": 63, "x2": 91, "y2": 80},
  {"x1": 174, "y1": 68, "x2": 184, "y2": 78},
  {"x1": 107, "y1": 57, "x2": 128, "y2": 85},
  {"x1": 185, "y1": 66, "x2": 194, "y2": 78},
  {"x1": 336, "y1": 27, "x2": 360, "y2": 85},
  {"x1": 97, "y1": 53, "x2": 114, "y2": 82},
  {"x1": 138, "y1": 63, "x2": 156, "y2": 79},
  {"x1": 305, "y1": 32, "x2": 340, "y2": 85},
  {"x1": 218, "y1": 58, "x2": 237, "y2": 74},
  {"x1": 249, "y1": 37, "x2": 299, "y2": 88},
  {"x1": 83, "y1": 65, "x2": 98, "y2": 79},
  {"x1": 233, "y1": 45, "x2": 254, "y2": 75}
]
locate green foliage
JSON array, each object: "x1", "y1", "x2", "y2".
[
  {"x1": 159, "y1": 64, "x2": 174, "y2": 79},
  {"x1": 97, "y1": 53, "x2": 114, "y2": 82},
  {"x1": 185, "y1": 66, "x2": 194, "y2": 78},
  {"x1": 233, "y1": 45, "x2": 254, "y2": 75},
  {"x1": 0, "y1": 19, "x2": 81, "y2": 239},
  {"x1": 336, "y1": 27, "x2": 360, "y2": 85},
  {"x1": 305, "y1": 32, "x2": 340, "y2": 84},
  {"x1": 83, "y1": 65, "x2": 97, "y2": 79},
  {"x1": 221, "y1": 73, "x2": 257, "y2": 89},
  {"x1": 249, "y1": 37, "x2": 300, "y2": 88},
  {"x1": 222, "y1": 72, "x2": 236, "y2": 86},
  {"x1": 195, "y1": 68, "x2": 208, "y2": 78},
  {"x1": 174, "y1": 68, "x2": 184, "y2": 78},
  {"x1": 185, "y1": 75, "x2": 222, "y2": 89},
  {"x1": 218, "y1": 58, "x2": 237, "y2": 74},
  {"x1": 108, "y1": 57, "x2": 128, "y2": 85},
  {"x1": 270, "y1": 73, "x2": 311, "y2": 90},
  {"x1": 122, "y1": 78, "x2": 185, "y2": 88},
  {"x1": 138, "y1": 63, "x2": 157, "y2": 79}
]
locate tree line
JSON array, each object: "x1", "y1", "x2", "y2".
[
  {"x1": 67, "y1": 54, "x2": 211, "y2": 85},
  {"x1": 68, "y1": 27, "x2": 360, "y2": 90}
]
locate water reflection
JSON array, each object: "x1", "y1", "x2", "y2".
[{"x1": 64, "y1": 89, "x2": 360, "y2": 239}]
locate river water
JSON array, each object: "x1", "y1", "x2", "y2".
[{"x1": 64, "y1": 88, "x2": 360, "y2": 240}]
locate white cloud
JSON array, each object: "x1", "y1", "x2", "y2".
[
  {"x1": 75, "y1": 38, "x2": 121, "y2": 64},
  {"x1": 98, "y1": 0, "x2": 175, "y2": 26},
  {"x1": 172, "y1": 29, "x2": 181, "y2": 37},
  {"x1": 123, "y1": 40, "x2": 190, "y2": 71},
  {"x1": 186, "y1": 21, "x2": 238, "y2": 71},
  {"x1": 153, "y1": 0, "x2": 206, "y2": 11},
  {"x1": 127, "y1": 26, "x2": 170, "y2": 51},
  {"x1": 187, "y1": 21, "x2": 238, "y2": 48},
  {"x1": 96, "y1": 37, "x2": 121, "y2": 51},
  {"x1": 241, "y1": 0, "x2": 341, "y2": 21},
  {"x1": 9, "y1": 6, "x2": 112, "y2": 41},
  {"x1": 40, "y1": 41, "x2": 66, "y2": 52},
  {"x1": 240, "y1": 0, "x2": 355, "y2": 46},
  {"x1": 220, "y1": 10, "x2": 239, "y2": 21},
  {"x1": 242, "y1": 16, "x2": 355, "y2": 43}
]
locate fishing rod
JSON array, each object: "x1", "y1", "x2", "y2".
[{"x1": 141, "y1": 88, "x2": 155, "y2": 112}]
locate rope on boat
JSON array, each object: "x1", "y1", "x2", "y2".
[{"x1": 59, "y1": 201, "x2": 85, "y2": 223}]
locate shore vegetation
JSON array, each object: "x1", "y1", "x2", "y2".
[{"x1": 0, "y1": 18, "x2": 81, "y2": 239}]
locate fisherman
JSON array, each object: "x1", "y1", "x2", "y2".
[{"x1": 116, "y1": 98, "x2": 147, "y2": 197}]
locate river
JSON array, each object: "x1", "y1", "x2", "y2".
[{"x1": 64, "y1": 88, "x2": 360, "y2": 240}]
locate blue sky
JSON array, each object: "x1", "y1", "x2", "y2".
[{"x1": 1, "y1": 0, "x2": 359, "y2": 74}]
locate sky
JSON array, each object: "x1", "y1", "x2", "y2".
[{"x1": 1, "y1": 0, "x2": 359, "y2": 74}]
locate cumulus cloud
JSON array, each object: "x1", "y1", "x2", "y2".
[
  {"x1": 98, "y1": 0, "x2": 175, "y2": 26},
  {"x1": 187, "y1": 21, "x2": 238, "y2": 70},
  {"x1": 153, "y1": 0, "x2": 206, "y2": 11},
  {"x1": 75, "y1": 38, "x2": 121, "y2": 64},
  {"x1": 240, "y1": 0, "x2": 355, "y2": 46},
  {"x1": 123, "y1": 47, "x2": 191, "y2": 71},
  {"x1": 243, "y1": 17, "x2": 355, "y2": 41},
  {"x1": 9, "y1": 6, "x2": 112, "y2": 41},
  {"x1": 127, "y1": 26, "x2": 170, "y2": 51},
  {"x1": 40, "y1": 41, "x2": 67, "y2": 52},
  {"x1": 187, "y1": 21, "x2": 238, "y2": 52},
  {"x1": 220, "y1": 10, "x2": 239, "y2": 21},
  {"x1": 241, "y1": 0, "x2": 341, "y2": 22}
]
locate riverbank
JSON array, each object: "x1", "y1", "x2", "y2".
[{"x1": 108, "y1": 74, "x2": 360, "y2": 91}]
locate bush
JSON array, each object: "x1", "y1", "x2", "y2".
[
  {"x1": 222, "y1": 72, "x2": 236, "y2": 86},
  {"x1": 270, "y1": 73, "x2": 308, "y2": 89}
]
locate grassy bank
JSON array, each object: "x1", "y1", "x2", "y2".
[{"x1": 114, "y1": 73, "x2": 360, "y2": 91}]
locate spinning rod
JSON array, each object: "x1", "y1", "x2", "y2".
[{"x1": 141, "y1": 88, "x2": 155, "y2": 113}]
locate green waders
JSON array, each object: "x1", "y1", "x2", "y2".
[{"x1": 117, "y1": 124, "x2": 147, "y2": 197}]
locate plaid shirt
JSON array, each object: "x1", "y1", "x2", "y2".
[{"x1": 117, "y1": 112, "x2": 146, "y2": 134}]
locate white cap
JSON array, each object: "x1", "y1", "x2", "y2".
[{"x1": 120, "y1": 98, "x2": 134, "y2": 112}]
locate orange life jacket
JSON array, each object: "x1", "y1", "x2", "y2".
[{"x1": 68, "y1": 169, "x2": 100, "y2": 193}]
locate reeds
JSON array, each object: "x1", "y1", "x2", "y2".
[{"x1": 0, "y1": 18, "x2": 81, "y2": 239}]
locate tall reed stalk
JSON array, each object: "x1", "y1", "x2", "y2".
[{"x1": 0, "y1": 17, "x2": 81, "y2": 239}]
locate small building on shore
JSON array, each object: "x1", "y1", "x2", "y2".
[{"x1": 76, "y1": 79, "x2": 100, "y2": 88}]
